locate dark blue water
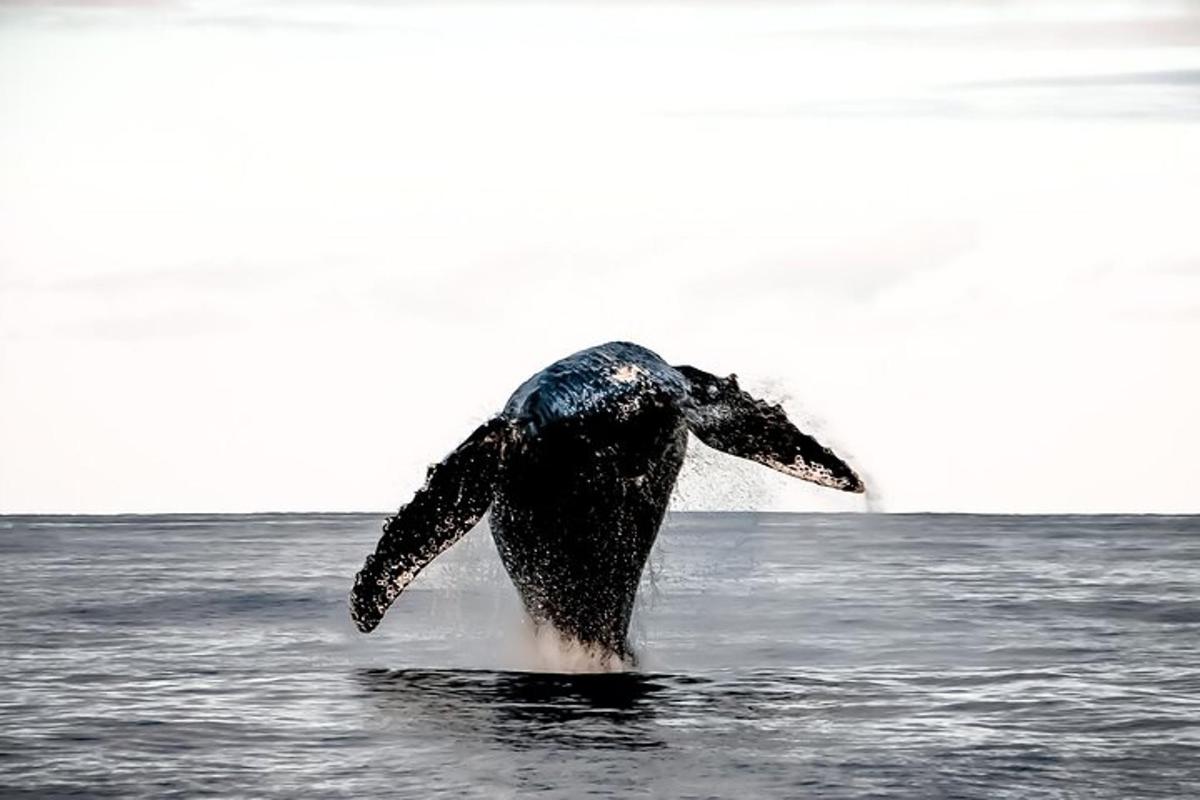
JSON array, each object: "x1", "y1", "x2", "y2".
[{"x1": 3, "y1": 513, "x2": 1198, "y2": 798}]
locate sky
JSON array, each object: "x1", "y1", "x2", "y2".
[{"x1": 1, "y1": 0, "x2": 1198, "y2": 514}]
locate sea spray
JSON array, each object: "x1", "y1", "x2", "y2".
[{"x1": 514, "y1": 620, "x2": 630, "y2": 673}]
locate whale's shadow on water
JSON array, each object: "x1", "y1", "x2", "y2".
[{"x1": 355, "y1": 668, "x2": 710, "y2": 750}]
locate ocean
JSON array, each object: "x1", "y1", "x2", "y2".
[{"x1": 2, "y1": 513, "x2": 1198, "y2": 798}]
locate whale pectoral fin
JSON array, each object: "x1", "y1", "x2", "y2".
[
  {"x1": 350, "y1": 417, "x2": 507, "y2": 633},
  {"x1": 677, "y1": 365, "x2": 865, "y2": 494}
]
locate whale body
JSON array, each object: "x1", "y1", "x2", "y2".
[{"x1": 350, "y1": 341, "x2": 864, "y2": 662}]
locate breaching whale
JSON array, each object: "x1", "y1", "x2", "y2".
[{"x1": 350, "y1": 341, "x2": 864, "y2": 662}]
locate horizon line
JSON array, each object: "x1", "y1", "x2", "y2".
[{"x1": 2, "y1": 510, "x2": 1197, "y2": 519}]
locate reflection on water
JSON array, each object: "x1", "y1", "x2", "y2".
[{"x1": 357, "y1": 669, "x2": 671, "y2": 750}]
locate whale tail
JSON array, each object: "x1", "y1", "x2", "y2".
[
  {"x1": 350, "y1": 417, "x2": 507, "y2": 633},
  {"x1": 676, "y1": 366, "x2": 864, "y2": 494}
]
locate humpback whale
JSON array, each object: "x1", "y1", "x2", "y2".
[{"x1": 350, "y1": 341, "x2": 864, "y2": 663}]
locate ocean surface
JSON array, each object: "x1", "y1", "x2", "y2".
[{"x1": 2, "y1": 513, "x2": 1198, "y2": 798}]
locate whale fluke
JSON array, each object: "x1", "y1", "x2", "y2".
[
  {"x1": 350, "y1": 417, "x2": 507, "y2": 633},
  {"x1": 677, "y1": 366, "x2": 864, "y2": 494}
]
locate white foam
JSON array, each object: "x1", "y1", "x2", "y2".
[{"x1": 514, "y1": 621, "x2": 630, "y2": 674}]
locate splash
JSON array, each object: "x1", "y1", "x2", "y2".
[
  {"x1": 514, "y1": 620, "x2": 631, "y2": 674},
  {"x1": 864, "y1": 483, "x2": 887, "y2": 513},
  {"x1": 670, "y1": 433, "x2": 773, "y2": 510}
]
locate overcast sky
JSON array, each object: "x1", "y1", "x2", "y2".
[{"x1": 1, "y1": 1, "x2": 1198, "y2": 514}]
